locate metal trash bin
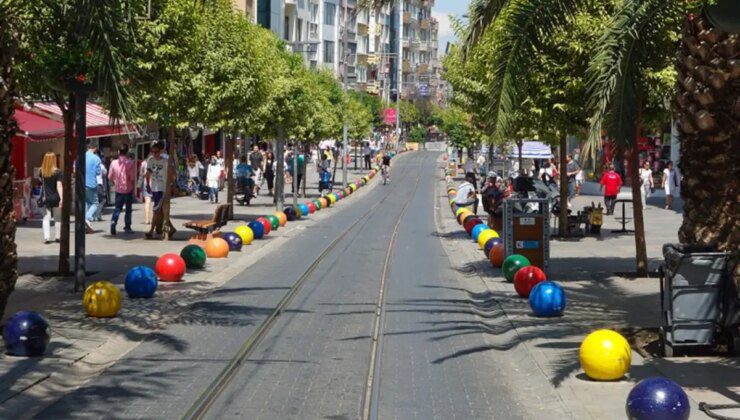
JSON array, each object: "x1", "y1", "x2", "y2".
[{"x1": 659, "y1": 243, "x2": 735, "y2": 356}]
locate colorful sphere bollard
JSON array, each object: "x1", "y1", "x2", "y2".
[
  {"x1": 514, "y1": 266, "x2": 547, "y2": 298},
  {"x1": 313, "y1": 199, "x2": 323, "y2": 210},
  {"x1": 266, "y1": 215, "x2": 280, "y2": 231},
  {"x1": 155, "y1": 253, "x2": 187, "y2": 282},
  {"x1": 180, "y1": 244, "x2": 207, "y2": 269},
  {"x1": 3, "y1": 311, "x2": 51, "y2": 357},
  {"x1": 502, "y1": 254, "x2": 530, "y2": 282},
  {"x1": 580, "y1": 329, "x2": 631, "y2": 381},
  {"x1": 463, "y1": 217, "x2": 483, "y2": 234},
  {"x1": 529, "y1": 281, "x2": 566, "y2": 317},
  {"x1": 298, "y1": 204, "x2": 310, "y2": 217},
  {"x1": 462, "y1": 213, "x2": 480, "y2": 227},
  {"x1": 329, "y1": 194, "x2": 337, "y2": 205},
  {"x1": 205, "y1": 237, "x2": 230, "y2": 258},
  {"x1": 284, "y1": 207, "x2": 297, "y2": 221},
  {"x1": 248, "y1": 220, "x2": 265, "y2": 239},
  {"x1": 125, "y1": 266, "x2": 158, "y2": 298},
  {"x1": 455, "y1": 207, "x2": 470, "y2": 219},
  {"x1": 477, "y1": 229, "x2": 499, "y2": 250},
  {"x1": 234, "y1": 225, "x2": 255, "y2": 245},
  {"x1": 274, "y1": 211, "x2": 288, "y2": 227},
  {"x1": 294, "y1": 205, "x2": 303, "y2": 218},
  {"x1": 626, "y1": 377, "x2": 690, "y2": 420},
  {"x1": 222, "y1": 232, "x2": 243, "y2": 252},
  {"x1": 83, "y1": 281, "x2": 122, "y2": 318},
  {"x1": 306, "y1": 202, "x2": 316, "y2": 214},
  {"x1": 319, "y1": 197, "x2": 330, "y2": 208},
  {"x1": 471, "y1": 224, "x2": 490, "y2": 242},
  {"x1": 484, "y1": 237, "x2": 503, "y2": 257},
  {"x1": 256, "y1": 217, "x2": 272, "y2": 235}
]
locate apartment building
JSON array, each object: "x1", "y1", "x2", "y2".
[{"x1": 232, "y1": 1, "x2": 440, "y2": 104}]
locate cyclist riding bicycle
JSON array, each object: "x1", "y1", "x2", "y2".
[{"x1": 381, "y1": 152, "x2": 391, "y2": 184}]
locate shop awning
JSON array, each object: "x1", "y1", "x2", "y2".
[
  {"x1": 12, "y1": 109, "x2": 65, "y2": 141},
  {"x1": 20, "y1": 101, "x2": 138, "y2": 141},
  {"x1": 507, "y1": 141, "x2": 554, "y2": 159}
]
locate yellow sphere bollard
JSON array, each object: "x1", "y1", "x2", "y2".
[
  {"x1": 579, "y1": 329, "x2": 632, "y2": 380},
  {"x1": 329, "y1": 194, "x2": 337, "y2": 204},
  {"x1": 477, "y1": 229, "x2": 499, "y2": 250},
  {"x1": 83, "y1": 281, "x2": 122, "y2": 318},
  {"x1": 234, "y1": 225, "x2": 254, "y2": 245}
]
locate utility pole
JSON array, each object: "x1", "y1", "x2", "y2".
[
  {"x1": 73, "y1": 91, "x2": 87, "y2": 292},
  {"x1": 275, "y1": 126, "x2": 285, "y2": 211},
  {"x1": 341, "y1": 0, "x2": 349, "y2": 188},
  {"x1": 396, "y1": 0, "x2": 402, "y2": 147}
]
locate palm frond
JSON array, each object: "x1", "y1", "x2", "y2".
[
  {"x1": 462, "y1": 0, "x2": 508, "y2": 55},
  {"x1": 481, "y1": 0, "x2": 581, "y2": 142},
  {"x1": 583, "y1": 0, "x2": 678, "y2": 163}
]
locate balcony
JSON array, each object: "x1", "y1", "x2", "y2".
[
  {"x1": 418, "y1": 41, "x2": 429, "y2": 51},
  {"x1": 402, "y1": 60, "x2": 411, "y2": 73},
  {"x1": 420, "y1": 18, "x2": 430, "y2": 30},
  {"x1": 357, "y1": 23, "x2": 369, "y2": 37},
  {"x1": 403, "y1": 11, "x2": 411, "y2": 24},
  {"x1": 356, "y1": 52, "x2": 368, "y2": 66},
  {"x1": 418, "y1": 63, "x2": 429, "y2": 73}
]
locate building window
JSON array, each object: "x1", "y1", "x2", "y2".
[
  {"x1": 324, "y1": 3, "x2": 336, "y2": 26},
  {"x1": 297, "y1": 19, "x2": 303, "y2": 42},
  {"x1": 324, "y1": 41, "x2": 335, "y2": 63},
  {"x1": 284, "y1": 17, "x2": 290, "y2": 40},
  {"x1": 310, "y1": 3, "x2": 319, "y2": 23},
  {"x1": 257, "y1": 0, "x2": 271, "y2": 29}
]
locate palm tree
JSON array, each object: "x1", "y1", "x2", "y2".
[
  {"x1": 0, "y1": 0, "x2": 22, "y2": 318},
  {"x1": 420, "y1": 0, "x2": 737, "y2": 276}
]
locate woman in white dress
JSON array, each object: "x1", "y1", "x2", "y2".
[
  {"x1": 661, "y1": 161, "x2": 679, "y2": 210},
  {"x1": 639, "y1": 161, "x2": 654, "y2": 209}
]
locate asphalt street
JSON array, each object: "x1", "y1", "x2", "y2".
[{"x1": 37, "y1": 152, "x2": 538, "y2": 419}]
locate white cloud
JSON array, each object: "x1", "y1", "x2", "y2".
[{"x1": 432, "y1": 10, "x2": 454, "y2": 39}]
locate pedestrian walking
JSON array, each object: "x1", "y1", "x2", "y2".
[
  {"x1": 575, "y1": 167, "x2": 584, "y2": 196},
  {"x1": 249, "y1": 145, "x2": 264, "y2": 195},
  {"x1": 93, "y1": 158, "x2": 107, "y2": 221},
  {"x1": 639, "y1": 161, "x2": 654, "y2": 210},
  {"x1": 538, "y1": 161, "x2": 556, "y2": 185},
  {"x1": 206, "y1": 155, "x2": 222, "y2": 204},
  {"x1": 263, "y1": 150, "x2": 275, "y2": 196},
  {"x1": 186, "y1": 156, "x2": 203, "y2": 194},
  {"x1": 566, "y1": 154, "x2": 580, "y2": 201},
  {"x1": 108, "y1": 144, "x2": 135, "y2": 235},
  {"x1": 39, "y1": 152, "x2": 63, "y2": 244},
  {"x1": 215, "y1": 150, "x2": 225, "y2": 191},
  {"x1": 144, "y1": 141, "x2": 169, "y2": 239},
  {"x1": 139, "y1": 156, "x2": 152, "y2": 225},
  {"x1": 599, "y1": 164, "x2": 623, "y2": 215},
  {"x1": 363, "y1": 142, "x2": 372, "y2": 170},
  {"x1": 84, "y1": 142, "x2": 101, "y2": 233},
  {"x1": 464, "y1": 156, "x2": 477, "y2": 189},
  {"x1": 455, "y1": 173, "x2": 479, "y2": 215},
  {"x1": 476, "y1": 153, "x2": 487, "y2": 179},
  {"x1": 662, "y1": 161, "x2": 680, "y2": 210}
]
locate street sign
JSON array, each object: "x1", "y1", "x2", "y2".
[
  {"x1": 419, "y1": 84, "x2": 429, "y2": 96},
  {"x1": 384, "y1": 108, "x2": 397, "y2": 125}
]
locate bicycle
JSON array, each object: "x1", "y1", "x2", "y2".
[{"x1": 381, "y1": 165, "x2": 390, "y2": 185}]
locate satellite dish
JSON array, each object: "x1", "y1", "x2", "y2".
[{"x1": 705, "y1": 0, "x2": 740, "y2": 33}]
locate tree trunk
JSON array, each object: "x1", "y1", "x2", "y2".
[
  {"x1": 558, "y1": 135, "x2": 568, "y2": 237},
  {"x1": 629, "y1": 144, "x2": 648, "y2": 276},
  {"x1": 57, "y1": 94, "x2": 75, "y2": 274},
  {"x1": 161, "y1": 126, "x2": 177, "y2": 241},
  {"x1": 0, "y1": 24, "x2": 19, "y2": 318},
  {"x1": 676, "y1": 13, "x2": 739, "y2": 288},
  {"x1": 301, "y1": 144, "x2": 307, "y2": 198},
  {"x1": 225, "y1": 131, "x2": 234, "y2": 219},
  {"x1": 275, "y1": 128, "x2": 285, "y2": 211}
]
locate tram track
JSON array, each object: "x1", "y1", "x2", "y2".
[{"x1": 182, "y1": 153, "x2": 425, "y2": 420}]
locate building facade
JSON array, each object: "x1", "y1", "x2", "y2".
[{"x1": 233, "y1": 0, "x2": 440, "y2": 104}]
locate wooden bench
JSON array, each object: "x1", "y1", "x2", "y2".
[{"x1": 184, "y1": 204, "x2": 231, "y2": 245}]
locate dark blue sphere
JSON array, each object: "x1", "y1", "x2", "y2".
[
  {"x1": 484, "y1": 237, "x2": 503, "y2": 257},
  {"x1": 3, "y1": 311, "x2": 51, "y2": 357},
  {"x1": 298, "y1": 204, "x2": 310, "y2": 217},
  {"x1": 472, "y1": 224, "x2": 489, "y2": 242},
  {"x1": 284, "y1": 207, "x2": 297, "y2": 221},
  {"x1": 529, "y1": 281, "x2": 566, "y2": 317},
  {"x1": 222, "y1": 232, "x2": 243, "y2": 251},
  {"x1": 626, "y1": 377, "x2": 690, "y2": 420},
  {"x1": 248, "y1": 220, "x2": 265, "y2": 239},
  {"x1": 125, "y1": 266, "x2": 158, "y2": 298}
]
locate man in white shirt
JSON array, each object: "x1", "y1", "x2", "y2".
[
  {"x1": 464, "y1": 156, "x2": 477, "y2": 190},
  {"x1": 455, "y1": 174, "x2": 479, "y2": 215},
  {"x1": 145, "y1": 141, "x2": 169, "y2": 238}
]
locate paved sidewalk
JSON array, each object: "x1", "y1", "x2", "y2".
[
  {"x1": 0, "y1": 160, "x2": 382, "y2": 417},
  {"x1": 436, "y1": 162, "x2": 739, "y2": 419}
]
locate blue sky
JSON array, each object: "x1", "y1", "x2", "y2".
[{"x1": 432, "y1": 0, "x2": 471, "y2": 56}]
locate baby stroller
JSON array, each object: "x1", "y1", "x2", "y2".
[
  {"x1": 319, "y1": 170, "x2": 333, "y2": 196},
  {"x1": 235, "y1": 175, "x2": 255, "y2": 205}
]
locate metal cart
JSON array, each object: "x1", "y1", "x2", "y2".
[{"x1": 659, "y1": 243, "x2": 738, "y2": 357}]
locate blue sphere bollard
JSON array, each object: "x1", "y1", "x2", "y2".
[
  {"x1": 484, "y1": 237, "x2": 503, "y2": 257},
  {"x1": 125, "y1": 266, "x2": 158, "y2": 298},
  {"x1": 284, "y1": 207, "x2": 297, "y2": 221},
  {"x1": 471, "y1": 224, "x2": 490, "y2": 243},
  {"x1": 222, "y1": 232, "x2": 243, "y2": 251},
  {"x1": 3, "y1": 311, "x2": 51, "y2": 357},
  {"x1": 529, "y1": 281, "x2": 566, "y2": 317},
  {"x1": 626, "y1": 377, "x2": 690, "y2": 420},
  {"x1": 248, "y1": 220, "x2": 265, "y2": 239},
  {"x1": 298, "y1": 204, "x2": 310, "y2": 217}
]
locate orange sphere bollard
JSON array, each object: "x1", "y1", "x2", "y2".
[
  {"x1": 205, "y1": 238, "x2": 230, "y2": 258},
  {"x1": 489, "y1": 244, "x2": 505, "y2": 268},
  {"x1": 274, "y1": 211, "x2": 287, "y2": 227}
]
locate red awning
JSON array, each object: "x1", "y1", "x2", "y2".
[
  {"x1": 16, "y1": 102, "x2": 138, "y2": 141},
  {"x1": 12, "y1": 109, "x2": 65, "y2": 141}
]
